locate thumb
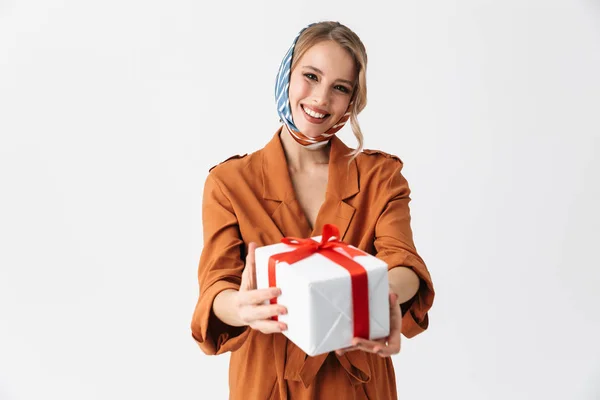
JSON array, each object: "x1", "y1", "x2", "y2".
[{"x1": 241, "y1": 242, "x2": 257, "y2": 291}]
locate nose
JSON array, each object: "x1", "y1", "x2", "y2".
[{"x1": 311, "y1": 84, "x2": 330, "y2": 106}]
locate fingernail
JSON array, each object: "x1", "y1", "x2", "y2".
[
  {"x1": 280, "y1": 308, "x2": 287, "y2": 315},
  {"x1": 280, "y1": 323, "x2": 287, "y2": 331}
]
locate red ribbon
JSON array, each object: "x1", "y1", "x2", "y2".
[{"x1": 268, "y1": 224, "x2": 370, "y2": 339}]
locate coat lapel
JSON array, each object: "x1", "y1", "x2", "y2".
[
  {"x1": 312, "y1": 134, "x2": 359, "y2": 241},
  {"x1": 261, "y1": 126, "x2": 359, "y2": 242},
  {"x1": 261, "y1": 127, "x2": 312, "y2": 239}
]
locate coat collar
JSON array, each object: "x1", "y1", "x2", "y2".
[{"x1": 261, "y1": 126, "x2": 359, "y2": 202}]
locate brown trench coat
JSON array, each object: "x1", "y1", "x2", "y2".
[{"x1": 191, "y1": 127, "x2": 435, "y2": 399}]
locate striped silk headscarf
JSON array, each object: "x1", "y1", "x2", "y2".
[{"x1": 275, "y1": 24, "x2": 352, "y2": 149}]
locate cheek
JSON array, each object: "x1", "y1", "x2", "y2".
[
  {"x1": 332, "y1": 96, "x2": 351, "y2": 116},
  {"x1": 289, "y1": 77, "x2": 311, "y2": 104}
]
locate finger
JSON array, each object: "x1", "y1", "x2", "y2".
[
  {"x1": 237, "y1": 287, "x2": 282, "y2": 306},
  {"x1": 246, "y1": 242, "x2": 258, "y2": 290},
  {"x1": 352, "y1": 340, "x2": 379, "y2": 354},
  {"x1": 352, "y1": 337, "x2": 384, "y2": 351},
  {"x1": 389, "y1": 291, "x2": 400, "y2": 315},
  {"x1": 335, "y1": 345, "x2": 359, "y2": 356},
  {"x1": 351, "y1": 337, "x2": 394, "y2": 354},
  {"x1": 239, "y1": 247, "x2": 253, "y2": 291},
  {"x1": 336, "y1": 347, "x2": 349, "y2": 356},
  {"x1": 373, "y1": 338, "x2": 400, "y2": 356},
  {"x1": 353, "y1": 339, "x2": 397, "y2": 357},
  {"x1": 374, "y1": 346, "x2": 397, "y2": 357},
  {"x1": 351, "y1": 337, "x2": 385, "y2": 346},
  {"x1": 249, "y1": 319, "x2": 287, "y2": 334},
  {"x1": 240, "y1": 263, "x2": 249, "y2": 291},
  {"x1": 239, "y1": 303, "x2": 287, "y2": 322},
  {"x1": 387, "y1": 292, "x2": 402, "y2": 353}
]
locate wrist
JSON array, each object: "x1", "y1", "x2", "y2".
[
  {"x1": 388, "y1": 266, "x2": 420, "y2": 305},
  {"x1": 213, "y1": 289, "x2": 246, "y2": 327}
]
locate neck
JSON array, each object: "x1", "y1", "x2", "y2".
[{"x1": 280, "y1": 125, "x2": 331, "y2": 172}]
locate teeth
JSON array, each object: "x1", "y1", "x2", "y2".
[{"x1": 302, "y1": 105, "x2": 327, "y2": 119}]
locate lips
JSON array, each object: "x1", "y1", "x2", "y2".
[
  {"x1": 301, "y1": 104, "x2": 330, "y2": 125},
  {"x1": 302, "y1": 104, "x2": 329, "y2": 115}
]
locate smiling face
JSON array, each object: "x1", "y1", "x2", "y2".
[{"x1": 288, "y1": 40, "x2": 357, "y2": 138}]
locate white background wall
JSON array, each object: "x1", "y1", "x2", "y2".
[{"x1": 1, "y1": 0, "x2": 599, "y2": 399}]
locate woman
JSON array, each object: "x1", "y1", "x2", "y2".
[{"x1": 191, "y1": 21, "x2": 435, "y2": 399}]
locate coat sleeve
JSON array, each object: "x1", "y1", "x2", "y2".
[
  {"x1": 190, "y1": 173, "x2": 251, "y2": 354},
  {"x1": 374, "y1": 159, "x2": 435, "y2": 338}
]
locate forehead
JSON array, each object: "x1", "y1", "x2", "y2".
[{"x1": 296, "y1": 40, "x2": 356, "y2": 81}]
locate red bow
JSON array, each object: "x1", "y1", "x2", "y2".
[{"x1": 268, "y1": 224, "x2": 370, "y2": 339}]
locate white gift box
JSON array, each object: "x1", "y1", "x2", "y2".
[{"x1": 254, "y1": 235, "x2": 390, "y2": 357}]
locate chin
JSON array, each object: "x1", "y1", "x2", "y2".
[
  {"x1": 294, "y1": 119, "x2": 332, "y2": 137},
  {"x1": 299, "y1": 127, "x2": 326, "y2": 138}
]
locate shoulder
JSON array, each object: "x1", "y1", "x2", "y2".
[
  {"x1": 206, "y1": 149, "x2": 263, "y2": 191},
  {"x1": 360, "y1": 149, "x2": 403, "y2": 164},
  {"x1": 357, "y1": 149, "x2": 410, "y2": 196},
  {"x1": 352, "y1": 148, "x2": 407, "y2": 193},
  {"x1": 356, "y1": 148, "x2": 404, "y2": 175},
  {"x1": 206, "y1": 153, "x2": 254, "y2": 192},
  {"x1": 208, "y1": 153, "x2": 249, "y2": 173}
]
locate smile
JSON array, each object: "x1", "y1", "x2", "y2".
[{"x1": 302, "y1": 105, "x2": 330, "y2": 119}]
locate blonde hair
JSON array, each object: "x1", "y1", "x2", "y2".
[{"x1": 291, "y1": 21, "x2": 368, "y2": 161}]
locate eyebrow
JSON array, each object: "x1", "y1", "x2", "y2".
[{"x1": 302, "y1": 65, "x2": 354, "y2": 87}]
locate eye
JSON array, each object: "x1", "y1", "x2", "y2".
[
  {"x1": 335, "y1": 85, "x2": 351, "y2": 94},
  {"x1": 304, "y1": 73, "x2": 318, "y2": 81}
]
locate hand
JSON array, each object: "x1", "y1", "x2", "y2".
[
  {"x1": 335, "y1": 290, "x2": 402, "y2": 357},
  {"x1": 234, "y1": 242, "x2": 288, "y2": 334}
]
